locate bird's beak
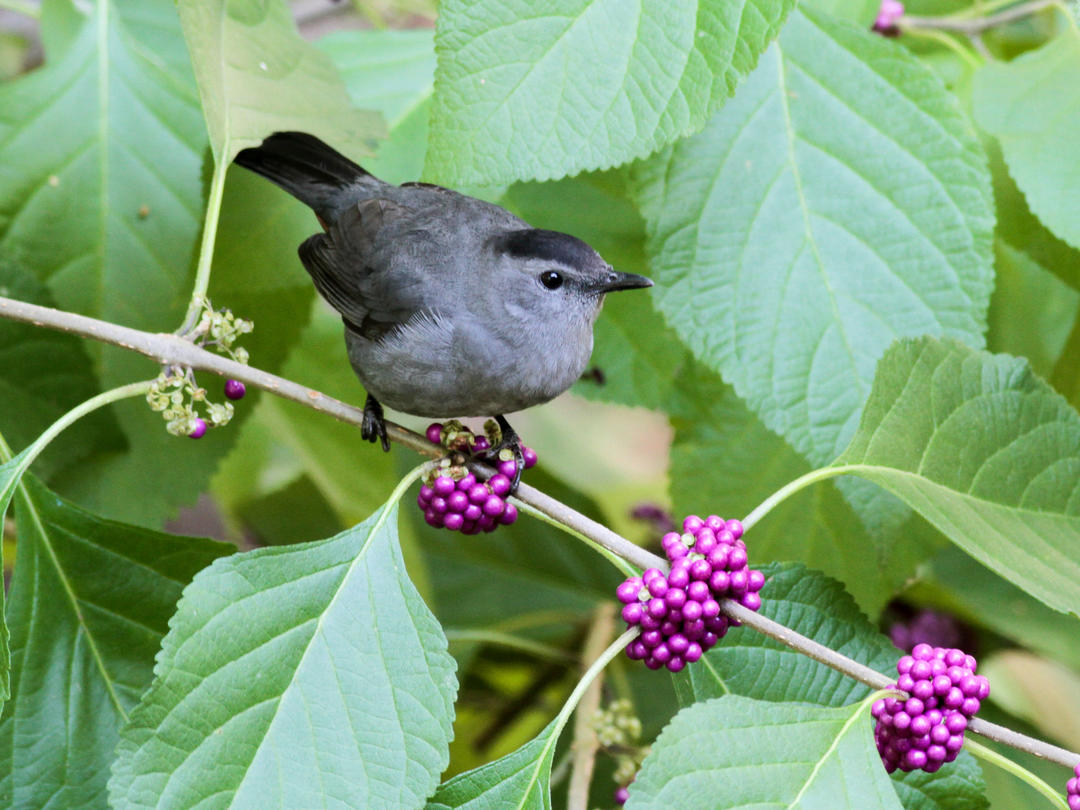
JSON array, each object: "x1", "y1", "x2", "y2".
[{"x1": 600, "y1": 270, "x2": 653, "y2": 293}]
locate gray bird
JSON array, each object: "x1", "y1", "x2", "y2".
[{"x1": 234, "y1": 132, "x2": 652, "y2": 480}]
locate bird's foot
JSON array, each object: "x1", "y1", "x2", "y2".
[
  {"x1": 361, "y1": 394, "x2": 390, "y2": 452},
  {"x1": 486, "y1": 415, "x2": 525, "y2": 493}
]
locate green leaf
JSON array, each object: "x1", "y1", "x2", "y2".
[
  {"x1": 625, "y1": 696, "x2": 902, "y2": 809},
  {"x1": 0, "y1": 0, "x2": 234, "y2": 525},
  {"x1": 177, "y1": 0, "x2": 383, "y2": 165},
  {"x1": 986, "y1": 241, "x2": 1079, "y2": 378},
  {"x1": 672, "y1": 563, "x2": 899, "y2": 707},
  {"x1": 985, "y1": 136, "x2": 1080, "y2": 293},
  {"x1": 109, "y1": 500, "x2": 457, "y2": 810},
  {"x1": 426, "y1": 0, "x2": 798, "y2": 186},
  {"x1": 974, "y1": 28, "x2": 1080, "y2": 251},
  {"x1": 634, "y1": 6, "x2": 994, "y2": 469},
  {"x1": 426, "y1": 720, "x2": 557, "y2": 809},
  {"x1": 319, "y1": 28, "x2": 436, "y2": 184},
  {"x1": 669, "y1": 362, "x2": 938, "y2": 616},
  {"x1": 912, "y1": 546, "x2": 1080, "y2": 672},
  {"x1": 0, "y1": 475, "x2": 229, "y2": 809},
  {"x1": 0, "y1": 263, "x2": 123, "y2": 480},
  {"x1": 834, "y1": 336, "x2": 1080, "y2": 616},
  {"x1": 891, "y1": 751, "x2": 987, "y2": 810}
]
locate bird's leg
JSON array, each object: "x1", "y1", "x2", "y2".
[
  {"x1": 488, "y1": 414, "x2": 525, "y2": 492},
  {"x1": 361, "y1": 394, "x2": 390, "y2": 452}
]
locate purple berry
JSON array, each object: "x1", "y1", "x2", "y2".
[
  {"x1": 664, "y1": 588, "x2": 687, "y2": 610},
  {"x1": 622, "y1": 603, "x2": 644, "y2": 625},
  {"x1": 468, "y1": 484, "x2": 490, "y2": 504},
  {"x1": 188, "y1": 418, "x2": 208, "y2": 439},
  {"x1": 464, "y1": 504, "x2": 483, "y2": 521},
  {"x1": 471, "y1": 436, "x2": 490, "y2": 453},
  {"x1": 434, "y1": 476, "x2": 456, "y2": 497},
  {"x1": 497, "y1": 459, "x2": 518, "y2": 478},
  {"x1": 425, "y1": 423, "x2": 443, "y2": 444},
  {"x1": 224, "y1": 379, "x2": 246, "y2": 400},
  {"x1": 522, "y1": 445, "x2": 538, "y2": 469},
  {"x1": 488, "y1": 474, "x2": 511, "y2": 497},
  {"x1": 614, "y1": 786, "x2": 629, "y2": 806},
  {"x1": 482, "y1": 495, "x2": 505, "y2": 517},
  {"x1": 447, "y1": 491, "x2": 469, "y2": 513},
  {"x1": 616, "y1": 578, "x2": 643, "y2": 604},
  {"x1": 443, "y1": 513, "x2": 464, "y2": 531},
  {"x1": 666, "y1": 656, "x2": 685, "y2": 673},
  {"x1": 682, "y1": 515, "x2": 704, "y2": 534},
  {"x1": 458, "y1": 473, "x2": 477, "y2": 491}
]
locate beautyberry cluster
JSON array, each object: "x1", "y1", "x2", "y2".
[
  {"x1": 416, "y1": 421, "x2": 536, "y2": 534},
  {"x1": 617, "y1": 515, "x2": 765, "y2": 673},
  {"x1": 1067, "y1": 763, "x2": 1080, "y2": 810},
  {"x1": 872, "y1": 643, "x2": 990, "y2": 773}
]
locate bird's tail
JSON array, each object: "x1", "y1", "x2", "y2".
[{"x1": 233, "y1": 132, "x2": 377, "y2": 223}]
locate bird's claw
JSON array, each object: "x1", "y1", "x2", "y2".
[
  {"x1": 488, "y1": 415, "x2": 525, "y2": 493},
  {"x1": 362, "y1": 394, "x2": 390, "y2": 452}
]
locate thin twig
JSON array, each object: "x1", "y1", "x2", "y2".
[
  {"x1": 0, "y1": 294, "x2": 1077, "y2": 770},
  {"x1": 567, "y1": 603, "x2": 616, "y2": 810},
  {"x1": 902, "y1": 0, "x2": 1058, "y2": 32}
]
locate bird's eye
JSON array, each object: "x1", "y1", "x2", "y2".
[{"x1": 540, "y1": 270, "x2": 563, "y2": 290}]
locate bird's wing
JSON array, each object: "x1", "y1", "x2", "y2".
[{"x1": 298, "y1": 197, "x2": 436, "y2": 339}]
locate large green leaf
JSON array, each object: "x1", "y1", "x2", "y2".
[
  {"x1": 669, "y1": 362, "x2": 937, "y2": 615},
  {"x1": 0, "y1": 475, "x2": 229, "y2": 809},
  {"x1": 625, "y1": 696, "x2": 902, "y2": 809},
  {"x1": 425, "y1": 0, "x2": 798, "y2": 186},
  {"x1": 671, "y1": 563, "x2": 899, "y2": 707},
  {"x1": 177, "y1": 0, "x2": 383, "y2": 165},
  {"x1": 109, "y1": 500, "x2": 457, "y2": 810},
  {"x1": 0, "y1": 0, "x2": 232, "y2": 525},
  {"x1": 891, "y1": 753, "x2": 987, "y2": 810},
  {"x1": 634, "y1": 6, "x2": 993, "y2": 470},
  {"x1": 912, "y1": 546, "x2": 1080, "y2": 672},
  {"x1": 319, "y1": 28, "x2": 436, "y2": 184},
  {"x1": 986, "y1": 241, "x2": 1078, "y2": 379},
  {"x1": 834, "y1": 337, "x2": 1080, "y2": 616},
  {"x1": 425, "y1": 720, "x2": 557, "y2": 810},
  {"x1": 974, "y1": 28, "x2": 1080, "y2": 252}
]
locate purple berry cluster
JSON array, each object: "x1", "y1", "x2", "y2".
[
  {"x1": 872, "y1": 643, "x2": 990, "y2": 773},
  {"x1": 416, "y1": 422, "x2": 536, "y2": 534},
  {"x1": 1068, "y1": 763, "x2": 1080, "y2": 810},
  {"x1": 617, "y1": 515, "x2": 764, "y2": 673}
]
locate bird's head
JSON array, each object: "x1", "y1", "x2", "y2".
[{"x1": 489, "y1": 228, "x2": 652, "y2": 328}]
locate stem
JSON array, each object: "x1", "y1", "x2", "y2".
[
  {"x1": 965, "y1": 738, "x2": 1072, "y2": 809},
  {"x1": 0, "y1": 0, "x2": 40, "y2": 18},
  {"x1": 513, "y1": 496, "x2": 639, "y2": 578},
  {"x1": 0, "y1": 380, "x2": 153, "y2": 472},
  {"x1": 902, "y1": 27, "x2": 985, "y2": 68},
  {"x1": 567, "y1": 604, "x2": 617, "y2": 810},
  {"x1": 903, "y1": 0, "x2": 1059, "y2": 31},
  {"x1": 1, "y1": 295, "x2": 1078, "y2": 771},
  {"x1": 741, "y1": 465, "x2": 857, "y2": 530},
  {"x1": 180, "y1": 159, "x2": 229, "y2": 332},
  {"x1": 553, "y1": 628, "x2": 638, "y2": 741},
  {"x1": 443, "y1": 629, "x2": 576, "y2": 664}
]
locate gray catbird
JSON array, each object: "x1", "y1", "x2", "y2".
[{"x1": 234, "y1": 132, "x2": 652, "y2": 478}]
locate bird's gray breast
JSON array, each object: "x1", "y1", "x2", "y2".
[{"x1": 345, "y1": 308, "x2": 593, "y2": 418}]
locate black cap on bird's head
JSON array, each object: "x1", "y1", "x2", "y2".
[{"x1": 494, "y1": 228, "x2": 652, "y2": 296}]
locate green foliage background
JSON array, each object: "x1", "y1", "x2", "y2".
[{"x1": 0, "y1": 0, "x2": 1077, "y2": 807}]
